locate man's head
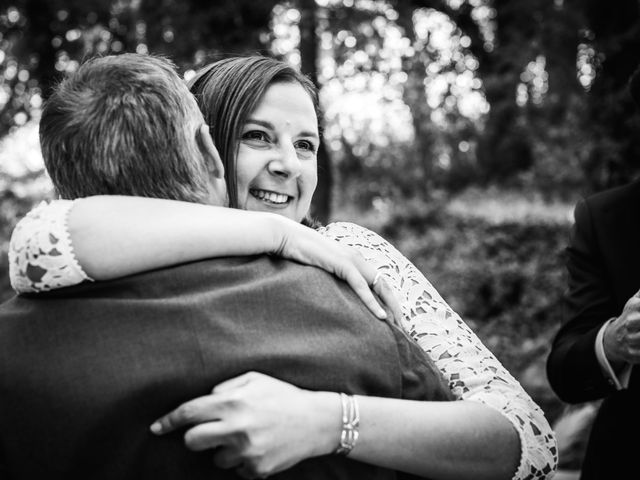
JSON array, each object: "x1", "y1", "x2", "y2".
[{"x1": 40, "y1": 53, "x2": 225, "y2": 204}]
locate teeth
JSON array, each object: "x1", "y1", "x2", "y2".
[{"x1": 251, "y1": 189, "x2": 289, "y2": 204}]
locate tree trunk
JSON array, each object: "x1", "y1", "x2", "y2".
[
  {"x1": 298, "y1": 0, "x2": 332, "y2": 224},
  {"x1": 583, "y1": 0, "x2": 640, "y2": 190}
]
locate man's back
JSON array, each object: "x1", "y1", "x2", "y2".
[{"x1": 0, "y1": 255, "x2": 450, "y2": 479}]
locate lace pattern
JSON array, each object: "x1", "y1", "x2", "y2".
[
  {"x1": 8, "y1": 203, "x2": 557, "y2": 479},
  {"x1": 9, "y1": 200, "x2": 91, "y2": 293},
  {"x1": 318, "y1": 222, "x2": 557, "y2": 480}
]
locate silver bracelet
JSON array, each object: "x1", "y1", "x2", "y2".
[{"x1": 334, "y1": 393, "x2": 360, "y2": 455}]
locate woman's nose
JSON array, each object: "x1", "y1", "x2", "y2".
[{"x1": 267, "y1": 143, "x2": 301, "y2": 178}]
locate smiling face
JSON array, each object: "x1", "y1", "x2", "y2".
[{"x1": 235, "y1": 81, "x2": 319, "y2": 222}]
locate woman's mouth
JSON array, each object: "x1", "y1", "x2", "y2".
[{"x1": 249, "y1": 189, "x2": 292, "y2": 205}]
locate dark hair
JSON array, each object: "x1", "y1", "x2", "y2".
[
  {"x1": 40, "y1": 53, "x2": 212, "y2": 202},
  {"x1": 187, "y1": 55, "x2": 319, "y2": 210}
]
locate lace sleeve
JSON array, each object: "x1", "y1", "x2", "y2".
[
  {"x1": 9, "y1": 200, "x2": 92, "y2": 293},
  {"x1": 319, "y1": 221, "x2": 558, "y2": 480}
]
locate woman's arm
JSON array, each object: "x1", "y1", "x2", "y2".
[
  {"x1": 9, "y1": 197, "x2": 397, "y2": 319},
  {"x1": 319, "y1": 222, "x2": 558, "y2": 480},
  {"x1": 148, "y1": 222, "x2": 554, "y2": 480},
  {"x1": 150, "y1": 371, "x2": 520, "y2": 480}
]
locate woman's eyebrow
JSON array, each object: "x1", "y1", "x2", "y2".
[
  {"x1": 245, "y1": 118, "x2": 274, "y2": 129},
  {"x1": 300, "y1": 130, "x2": 320, "y2": 140}
]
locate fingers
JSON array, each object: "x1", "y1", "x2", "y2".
[
  {"x1": 276, "y1": 227, "x2": 397, "y2": 322},
  {"x1": 374, "y1": 277, "x2": 404, "y2": 327},
  {"x1": 623, "y1": 294, "x2": 640, "y2": 311},
  {"x1": 185, "y1": 422, "x2": 269, "y2": 478},
  {"x1": 343, "y1": 267, "x2": 387, "y2": 319},
  {"x1": 213, "y1": 371, "x2": 258, "y2": 394},
  {"x1": 620, "y1": 296, "x2": 640, "y2": 333},
  {"x1": 151, "y1": 372, "x2": 269, "y2": 435},
  {"x1": 183, "y1": 421, "x2": 229, "y2": 451},
  {"x1": 236, "y1": 462, "x2": 270, "y2": 480},
  {"x1": 339, "y1": 249, "x2": 389, "y2": 319},
  {"x1": 213, "y1": 447, "x2": 243, "y2": 469},
  {"x1": 606, "y1": 297, "x2": 640, "y2": 364},
  {"x1": 150, "y1": 395, "x2": 224, "y2": 435},
  {"x1": 341, "y1": 250, "x2": 405, "y2": 323}
]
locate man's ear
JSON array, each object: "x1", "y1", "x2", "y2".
[{"x1": 196, "y1": 124, "x2": 225, "y2": 179}]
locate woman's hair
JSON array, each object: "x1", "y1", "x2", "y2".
[{"x1": 187, "y1": 55, "x2": 319, "y2": 209}]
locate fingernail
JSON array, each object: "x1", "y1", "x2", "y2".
[{"x1": 150, "y1": 422, "x2": 162, "y2": 434}]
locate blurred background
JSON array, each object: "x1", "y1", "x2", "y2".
[{"x1": 2, "y1": 0, "x2": 640, "y2": 475}]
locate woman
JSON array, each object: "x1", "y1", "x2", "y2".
[{"x1": 10, "y1": 56, "x2": 557, "y2": 479}]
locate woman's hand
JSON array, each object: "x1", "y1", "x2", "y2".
[
  {"x1": 270, "y1": 216, "x2": 403, "y2": 324},
  {"x1": 150, "y1": 372, "x2": 341, "y2": 479}
]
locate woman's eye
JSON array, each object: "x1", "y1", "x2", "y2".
[
  {"x1": 242, "y1": 131, "x2": 270, "y2": 144},
  {"x1": 295, "y1": 140, "x2": 317, "y2": 153}
]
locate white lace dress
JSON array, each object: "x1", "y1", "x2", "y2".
[{"x1": 9, "y1": 200, "x2": 558, "y2": 480}]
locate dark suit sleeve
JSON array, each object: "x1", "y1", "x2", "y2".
[
  {"x1": 0, "y1": 443, "x2": 9, "y2": 478},
  {"x1": 547, "y1": 198, "x2": 618, "y2": 403}
]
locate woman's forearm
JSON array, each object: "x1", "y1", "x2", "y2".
[
  {"x1": 69, "y1": 196, "x2": 283, "y2": 280},
  {"x1": 152, "y1": 374, "x2": 521, "y2": 480},
  {"x1": 15, "y1": 196, "x2": 390, "y2": 317},
  {"x1": 348, "y1": 396, "x2": 520, "y2": 480}
]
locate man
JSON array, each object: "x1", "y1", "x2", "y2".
[
  {"x1": 547, "y1": 66, "x2": 640, "y2": 479},
  {"x1": 0, "y1": 54, "x2": 450, "y2": 479}
]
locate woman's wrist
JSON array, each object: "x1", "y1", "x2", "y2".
[
  {"x1": 261, "y1": 211, "x2": 301, "y2": 257},
  {"x1": 306, "y1": 391, "x2": 343, "y2": 458}
]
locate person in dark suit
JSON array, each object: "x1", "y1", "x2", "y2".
[
  {"x1": 547, "y1": 65, "x2": 640, "y2": 479},
  {"x1": 0, "y1": 53, "x2": 453, "y2": 480}
]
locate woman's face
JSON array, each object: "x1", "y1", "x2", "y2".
[{"x1": 235, "y1": 81, "x2": 319, "y2": 223}]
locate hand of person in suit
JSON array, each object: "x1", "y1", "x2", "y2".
[
  {"x1": 603, "y1": 290, "x2": 640, "y2": 368},
  {"x1": 150, "y1": 371, "x2": 341, "y2": 479}
]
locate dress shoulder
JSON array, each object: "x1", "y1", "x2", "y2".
[
  {"x1": 319, "y1": 221, "x2": 558, "y2": 480},
  {"x1": 9, "y1": 199, "x2": 91, "y2": 293}
]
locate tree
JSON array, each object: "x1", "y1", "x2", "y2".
[
  {"x1": 299, "y1": 0, "x2": 332, "y2": 223},
  {"x1": 581, "y1": 0, "x2": 640, "y2": 191},
  {"x1": 0, "y1": 0, "x2": 280, "y2": 138}
]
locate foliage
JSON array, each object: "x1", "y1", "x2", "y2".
[
  {"x1": 334, "y1": 188, "x2": 573, "y2": 423},
  {"x1": 2, "y1": 0, "x2": 640, "y2": 203}
]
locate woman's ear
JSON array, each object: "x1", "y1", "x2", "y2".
[{"x1": 196, "y1": 124, "x2": 225, "y2": 179}]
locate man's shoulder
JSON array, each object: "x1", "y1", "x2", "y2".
[
  {"x1": 584, "y1": 178, "x2": 640, "y2": 212},
  {"x1": 7, "y1": 255, "x2": 324, "y2": 298},
  {"x1": 1, "y1": 254, "x2": 359, "y2": 316}
]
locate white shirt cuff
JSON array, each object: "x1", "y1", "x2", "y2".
[{"x1": 595, "y1": 318, "x2": 632, "y2": 390}]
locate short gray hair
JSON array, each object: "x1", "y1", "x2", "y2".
[{"x1": 40, "y1": 53, "x2": 212, "y2": 203}]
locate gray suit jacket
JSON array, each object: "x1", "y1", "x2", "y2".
[{"x1": 0, "y1": 255, "x2": 452, "y2": 479}]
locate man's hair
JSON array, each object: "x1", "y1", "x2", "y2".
[
  {"x1": 40, "y1": 53, "x2": 212, "y2": 202},
  {"x1": 187, "y1": 55, "x2": 319, "y2": 209}
]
